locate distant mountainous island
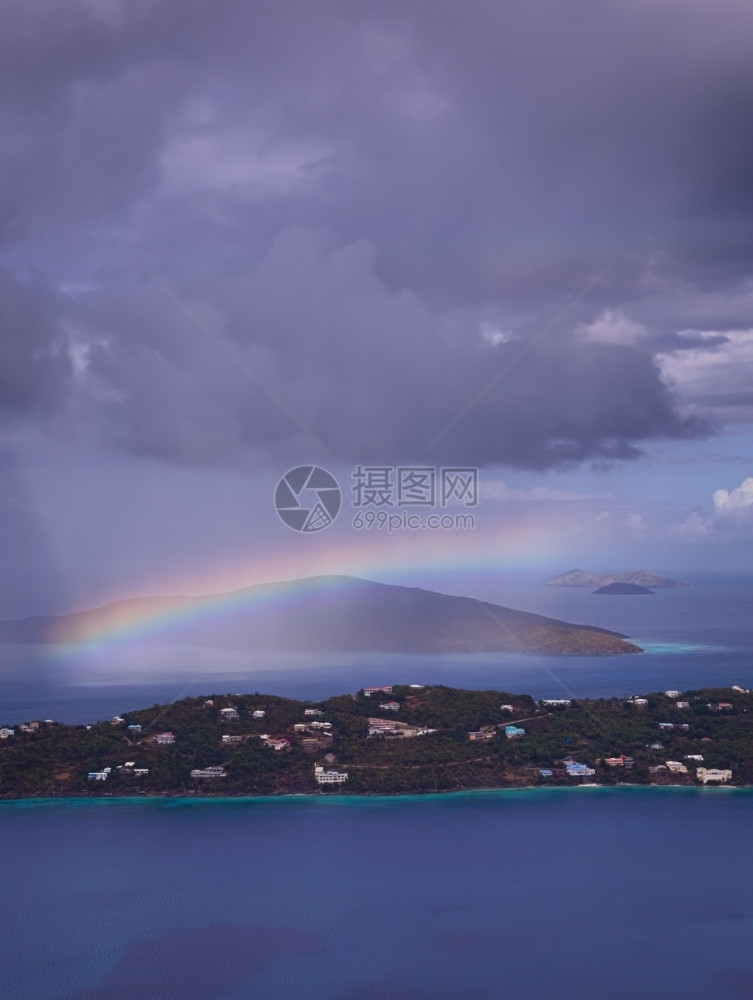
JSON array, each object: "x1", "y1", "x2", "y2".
[
  {"x1": 544, "y1": 569, "x2": 689, "y2": 589},
  {"x1": 594, "y1": 582, "x2": 654, "y2": 596},
  {"x1": 0, "y1": 575, "x2": 642, "y2": 656}
]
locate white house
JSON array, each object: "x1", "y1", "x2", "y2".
[
  {"x1": 153, "y1": 732, "x2": 175, "y2": 744},
  {"x1": 191, "y1": 766, "x2": 226, "y2": 778},
  {"x1": 0, "y1": 728, "x2": 14, "y2": 739},
  {"x1": 252, "y1": 710, "x2": 265, "y2": 718},
  {"x1": 696, "y1": 767, "x2": 732, "y2": 784},
  {"x1": 314, "y1": 765, "x2": 348, "y2": 784},
  {"x1": 566, "y1": 763, "x2": 595, "y2": 777},
  {"x1": 220, "y1": 707, "x2": 239, "y2": 720},
  {"x1": 267, "y1": 739, "x2": 290, "y2": 751},
  {"x1": 541, "y1": 699, "x2": 571, "y2": 707},
  {"x1": 665, "y1": 761, "x2": 688, "y2": 773}
]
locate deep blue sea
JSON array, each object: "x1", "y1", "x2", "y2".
[{"x1": 1, "y1": 572, "x2": 752, "y2": 999}]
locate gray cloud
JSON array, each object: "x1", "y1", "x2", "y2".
[
  {"x1": 0, "y1": 267, "x2": 71, "y2": 417},
  {"x1": 2, "y1": 0, "x2": 751, "y2": 469}
]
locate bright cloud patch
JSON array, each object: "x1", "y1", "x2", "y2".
[
  {"x1": 658, "y1": 330, "x2": 753, "y2": 423},
  {"x1": 675, "y1": 476, "x2": 753, "y2": 541},
  {"x1": 577, "y1": 310, "x2": 647, "y2": 346}
]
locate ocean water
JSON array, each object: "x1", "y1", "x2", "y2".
[
  {"x1": 1, "y1": 572, "x2": 752, "y2": 999},
  {"x1": 1, "y1": 790, "x2": 753, "y2": 1000},
  {"x1": 1, "y1": 571, "x2": 751, "y2": 725}
]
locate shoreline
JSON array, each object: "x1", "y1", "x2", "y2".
[{"x1": 1, "y1": 782, "x2": 750, "y2": 808}]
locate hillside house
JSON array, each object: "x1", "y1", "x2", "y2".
[
  {"x1": 566, "y1": 763, "x2": 595, "y2": 777},
  {"x1": 252, "y1": 710, "x2": 265, "y2": 718},
  {"x1": 368, "y1": 719, "x2": 398, "y2": 736},
  {"x1": 220, "y1": 707, "x2": 239, "y2": 720},
  {"x1": 504, "y1": 725, "x2": 525, "y2": 739},
  {"x1": 190, "y1": 766, "x2": 226, "y2": 778},
  {"x1": 304, "y1": 709, "x2": 324, "y2": 716},
  {"x1": 697, "y1": 767, "x2": 732, "y2": 784},
  {"x1": 665, "y1": 760, "x2": 688, "y2": 773},
  {"x1": 0, "y1": 728, "x2": 14, "y2": 738},
  {"x1": 267, "y1": 739, "x2": 290, "y2": 751},
  {"x1": 314, "y1": 765, "x2": 348, "y2": 784},
  {"x1": 541, "y1": 699, "x2": 571, "y2": 708},
  {"x1": 363, "y1": 686, "x2": 393, "y2": 697},
  {"x1": 605, "y1": 755, "x2": 634, "y2": 767},
  {"x1": 469, "y1": 730, "x2": 495, "y2": 741},
  {"x1": 379, "y1": 701, "x2": 400, "y2": 711}
]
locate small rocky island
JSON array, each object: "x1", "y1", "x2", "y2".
[
  {"x1": 1, "y1": 683, "x2": 750, "y2": 798},
  {"x1": 594, "y1": 582, "x2": 654, "y2": 595}
]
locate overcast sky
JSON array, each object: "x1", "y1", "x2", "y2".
[{"x1": 2, "y1": 0, "x2": 753, "y2": 616}]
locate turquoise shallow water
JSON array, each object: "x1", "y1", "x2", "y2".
[{"x1": 2, "y1": 788, "x2": 753, "y2": 1000}]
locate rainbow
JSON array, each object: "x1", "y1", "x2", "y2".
[{"x1": 51, "y1": 511, "x2": 572, "y2": 649}]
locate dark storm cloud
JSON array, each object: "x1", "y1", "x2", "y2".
[{"x1": 2, "y1": 0, "x2": 751, "y2": 468}]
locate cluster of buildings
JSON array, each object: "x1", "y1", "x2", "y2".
[
  {"x1": 188, "y1": 702, "x2": 342, "y2": 781},
  {"x1": 2, "y1": 719, "x2": 53, "y2": 739},
  {"x1": 88, "y1": 761, "x2": 150, "y2": 781}
]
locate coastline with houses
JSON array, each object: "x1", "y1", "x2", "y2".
[{"x1": 1, "y1": 683, "x2": 750, "y2": 799}]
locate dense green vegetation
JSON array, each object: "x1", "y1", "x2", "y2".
[{"x1": 1, "y1": 684, "x2": 751, "y2": 798}]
